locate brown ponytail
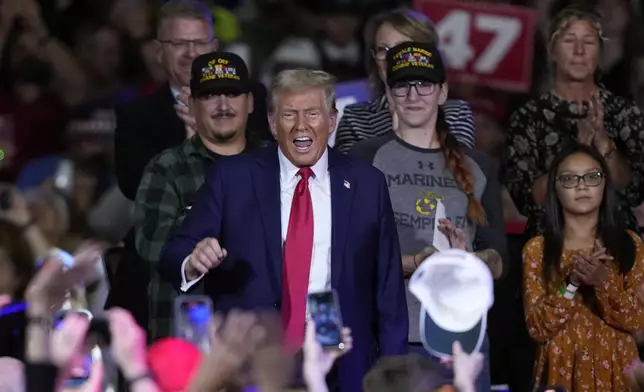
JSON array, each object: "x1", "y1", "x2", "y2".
[{"x1": 436, "y1": 108, "x2": 488, "y2": 226}]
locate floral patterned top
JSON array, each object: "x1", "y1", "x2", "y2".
[
  {"x1": 505, "y1": 90, "x2": 644, "y2": 237},
  {"x1": 522, "y1": 232, "x2": 644, "y2": 391}
]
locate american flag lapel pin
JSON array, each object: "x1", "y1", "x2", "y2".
[{"x1": 343, "y1": 180, "x2": 350, "y2": 189}]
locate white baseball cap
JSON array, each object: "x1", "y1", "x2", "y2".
[{"x1": 409, "y1": 249, "x2": 494, "y2": 357}]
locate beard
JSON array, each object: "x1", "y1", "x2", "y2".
[{"x1": 209, "y1": 128, "x2": 239, "y2": 142}]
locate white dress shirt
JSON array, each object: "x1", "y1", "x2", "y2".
[{"x1": 180, "y1": 149, "x2": 333, "y2": 295}]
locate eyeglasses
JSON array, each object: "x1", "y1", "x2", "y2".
[
  {"x1": 390, "y1": 81, "x2": 438, "y2": 97},
  {"x1": 371, "y1": 45, "x2": 390, "y2": 60},
  {"x1": 556, "y1": 171, "x2": 605, "y2": 189},
  {"x1": 158, "y1": 39, "x2": 214, "y2": 52}
]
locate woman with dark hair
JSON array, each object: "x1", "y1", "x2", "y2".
[
  {"x1": 333, "y1": 8, "x2": 475, "y2": 153},
  {"x1": 506, "y1": 5, "x2": 644, "y2": 238},
  {"x1": 522, "y1": 143, "x2": 644, "y2": 390}
]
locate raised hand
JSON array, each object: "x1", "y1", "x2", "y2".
[
  {"x1": 302, "y1": 319, "x2": 353, "y2": 385},
  {"x1": 452, "y1": 341, "x2": 484, "y2": 392},
  {"x1": 50, "y1": 313, "x2": 90, "y2": 369},
  {"x1": 0, "y1": 185, "x2": 32, "y2": 227},
  {"x1": 174, "y1": 87, "x2": 198, "y2": 138},
  {"x1": 106, "y1": 308, "x2": 149, "y2": 380},
  {"x1": 25, "y1": 247, "x2": 102, "y2": 317},
  {"x1": 206, "y1": 311, "x2": 264, "y2": 383}
]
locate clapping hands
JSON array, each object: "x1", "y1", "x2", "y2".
[
  {"x1": 570, "y1": 240, "x2": 611, "y2": 287},
  {"x1": 437, "y1": 218, "x2": 469, "y2": 250},
  {"x1": 576, "y1": 91, "x2": 610, "y2": 151},
  {"x1": 25, "y1": 246, "x2": 103, "y2": 317},
  {"x1": 174, "y1": 87, "x2": 197, "y2": 138}
]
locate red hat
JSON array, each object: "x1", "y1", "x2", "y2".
[{"x1": 147, "y1": 338, "x2": 203, "y2": 392}]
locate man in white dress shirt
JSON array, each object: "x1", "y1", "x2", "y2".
[{"x1": 159, "y1": 69, "x2": 408, "y2": 391}]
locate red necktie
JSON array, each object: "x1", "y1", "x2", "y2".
[{"x1": 281, "y1": 167, "x2": 314, "y2": 350}]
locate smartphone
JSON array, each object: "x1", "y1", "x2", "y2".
[
  {"x1": 537, "y1": 387, "x2": 566, "y2": 392},
  {"x1": 87, "y1": 317, "x2": 112, "y2": 347},
  {"x1": 307, "y1": 290, "x2": 344, "y2": 349},
  {"x1": 174, "y1": 295, "x2": 213, "y2": 353},
  {"x1": 53, "y1": 309, "x2": 94, "y2": 388},
  {"x1": 0, "y1": 189, "x2": 10, "y2": 211}
]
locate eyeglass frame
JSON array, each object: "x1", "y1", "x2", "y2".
[
  {"x1": 556, "y1": 171, "x2": 605, "y2": 189},
  {"x1": 390, "y1": 81, "x2": 440, "y2": 97},
  {"x1": 157, "y1": 38, "x2": 216, "y2": 51}
]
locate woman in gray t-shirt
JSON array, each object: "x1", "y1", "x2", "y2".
[{"x1": 351, "y1": 41, "x2": 507, "y2": 392}]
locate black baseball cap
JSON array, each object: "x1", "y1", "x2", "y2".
[
  {"x1": 386, "y1": 41, "x2": 446, "y2": 87},
  {"x1": 190, "y1": 52, "x2": 250, "y2": 97}
]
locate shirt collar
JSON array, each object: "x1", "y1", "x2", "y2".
[
  {"x1": 185, "y1": 135, "x2": 215, "y2": 160},
  {"x1": 278, "y1": 147, "x2": 329, "y2": 186}
]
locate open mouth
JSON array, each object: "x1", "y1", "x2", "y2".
[{"x1": 293, "y1": 136, "x2": 313, "y2": 153}]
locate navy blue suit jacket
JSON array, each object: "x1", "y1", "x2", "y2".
[{"x1": 160, "y1": 145, "x2": 408, "y2": 391}]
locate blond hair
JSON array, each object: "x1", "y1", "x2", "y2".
[
  {"x1": 364, "y1": 8, "x2": 439, "y2": 96},
  {"x1": 157, "y1": 0, "x2": 214, "y2": 39},
  {"x1": 547, "y1": 6, "x2": 606, "y2": 83},
  {"x1": 548, "y1": 6, "x2": 605, "y2": 53},
  {"x1": 269, "y1": 69, "x2": 337, "y2": 113}
]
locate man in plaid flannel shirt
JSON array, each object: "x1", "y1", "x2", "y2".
[{"x1": 133, "y1": 51, "x2": 269, "y2": 341}]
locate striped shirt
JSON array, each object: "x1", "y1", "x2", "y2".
[{"x1": 334, "y1": 96, "x2": 476, "y2": 154}]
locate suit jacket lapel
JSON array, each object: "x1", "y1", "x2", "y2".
[
  {"x1": 329, "y1": 150, "x2": 354, "y2": 289},
  {"x1": 252, "y1": 145, "x2": 283, "y2": 297}
]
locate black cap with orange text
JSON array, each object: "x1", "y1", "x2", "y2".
[{"x1": 190, "y1": 51, "x2": 250, "y2": 97}]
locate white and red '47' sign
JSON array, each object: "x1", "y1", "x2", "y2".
[{"x1": 414, "y1": 0, "x2": 536, "y2": 92}]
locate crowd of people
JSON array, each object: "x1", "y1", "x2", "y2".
[{"x1": 3, "y1": 0, "x2": 644, "y2": 391}]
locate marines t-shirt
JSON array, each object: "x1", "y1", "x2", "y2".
[{"x1": 351, "y1": 133, "x2": 504, "y2": 342}]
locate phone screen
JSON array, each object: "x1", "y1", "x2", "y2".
[
  {"x1": 53, "y1": 309, "x2": 94, "y2": 387},
  {"x1": 307, "y1": 291, "x2": 344, "y2": 349},
  {"x1": 174, "y1": 296, "x2": 213, "y2": 353}
]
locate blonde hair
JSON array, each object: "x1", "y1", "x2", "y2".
[
  {"x1": 364, "y1": 8, "x2": 439, "y2": 96},
  {"x1": 269, "y1": 69, "x2": 337, "y2": 113},
  {"x1": 157, "y1": 0, "x2": 214, "y2": 39},
  {"x1": 547, "y1": 6, "x2": 606, "y2": 81}
]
